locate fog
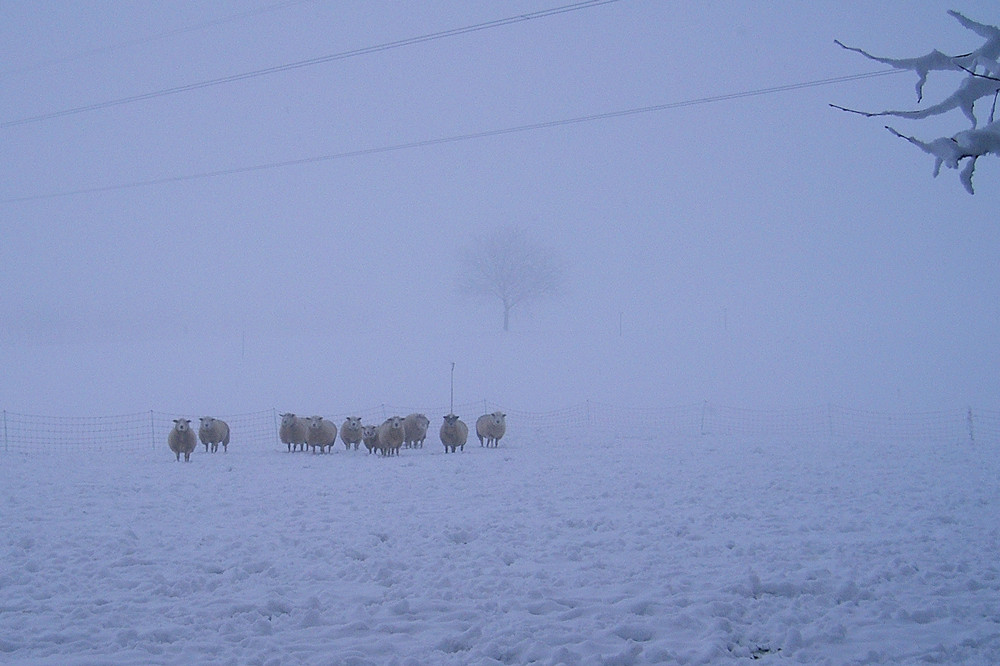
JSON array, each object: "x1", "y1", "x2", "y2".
[{"x1": 3, "y1": 1, "x2": 999, "y2": 416}]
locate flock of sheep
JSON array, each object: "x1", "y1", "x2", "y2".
[{"x1": 167, "y1": 412, "x2": 506, "y2": 461}]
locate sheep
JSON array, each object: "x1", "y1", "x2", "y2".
[
  {"x1": 476, "y1": 411, "x2": 507, "y2": 448},
  {"x1": 440, "y1": 414, "x2": 468, "y2": 454},
  {"x1": 279, "y1": 413, "x2": 309, "y2": 452},
  {"x1": 402, "y1": 413, "x2": 430, "y2": 448},
  {"x1": 168, "y1": 418, "x2": 197, "y2": 462},
  {"x1": 306, "y1": 416, "x2": 338, "y2": 454},
  {"x1": 340, "y1": 416, "x2": 364, "y2": 450},
  {"x1": 361, "y1": 424, "x2": 379, "y2": 454},
  {"x1": 377, "y1": 416, "x2": 405, "y2": 456},
  {"x1": 198, "y1": 416, "x2": 231, "y2": 453}
]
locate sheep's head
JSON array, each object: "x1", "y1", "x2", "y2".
[
  {"x1": 309, "y1": 416, "x2": 325, "y2": 429},
  {"x1": 280, "y1": 413, "x2": 297, "y2": 427},
  {"x1": 491, "y1": 412, "x2": 506, "y2": 426},
  {"x1": 443, "y1": 414, "x2": 459, "y2": 426},
  {"x1": 344, "y1": 416, "x2": 362, "y2": 430},
  {"x1": 199, "y1": 416, "x2": 215, "y2": 429},
  {"x1": 362, "y1": 425, "x2": 377, "y2": 438},
  {"x1": 386, "y1": 416, "x2": 404, "y2": 430},
  {"x1": 173, "y1": 418, "x2": 191, "y2": 431}
]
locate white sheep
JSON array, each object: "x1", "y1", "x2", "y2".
[
  {"x1": 440, "y1": 414, "x2": 468, "y2": 454},
  {"x1": 168, "y1": 418, "x2": 197, "y2": 462},
  {"x1": 279, "y1": 413, "x2": 309, "y2": 452},
  {"x1": 377, "y1": 416, "x2": 405, "y2": 456},
  {"x1": 476, "y1": 411, "x2": 507, "y2": 448},
  {"x1": 198, "y1": 416, "x2": 231, "y2": 453},
  {"x1": 361, "y1": 424, "x2": 379, "y2": 454},
  {"x1": 306, "y1": 416, "x2": 338, "y2": 454},
  {"x1": 340, "y1": 416, "x2": 364, "y2": 450},
  {"x1": 402, "y1": 413, "x2": 430, "y2": 448}
]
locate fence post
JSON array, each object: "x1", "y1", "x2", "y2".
[
  {"x1": 967, "y1": 407, "x2": 975, "y2": 445},
  {"x1": 149, "y1": 410, "x2": 155, "y2": 450},
  {"x1": 700, "y1": 401, "x2": 708, "y2": 436},
  {"x1": 272, "y1": 408, "x2": 279, "y2": 446},
  {"x1": 3, "y1": 410, "x2": 7, "y2": 452}
]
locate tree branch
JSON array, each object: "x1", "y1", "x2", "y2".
[{"x1": 829, "y1": 103, "x2": 877, "y2": 117}]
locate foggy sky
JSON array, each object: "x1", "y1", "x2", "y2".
[{"x1": 3, "y1": 1, "x2": 999, "y2": 416}]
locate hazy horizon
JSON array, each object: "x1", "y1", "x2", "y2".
[{"x1": 3, "y1": 1, "x2": 999, "y2": 415}]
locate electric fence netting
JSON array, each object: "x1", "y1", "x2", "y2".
[{"x1": 2, "y1": 403, "x2": 998, "y2": 455}]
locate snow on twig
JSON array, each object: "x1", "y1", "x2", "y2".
[{"x1": 835, "y1": 11, "x2": 1000, "y2": 193}]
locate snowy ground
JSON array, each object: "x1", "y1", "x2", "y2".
[{"x1": 2, "y1": 431, "x2": 998, "y2": 664}]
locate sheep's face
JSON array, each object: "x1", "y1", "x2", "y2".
[
  {"x1": 173, "y1": 419, "x2": 191, "y2": 432},
  {"x1": 309, "y1": 416, "x2": 325, "y2": 430},
  {"x1": 280, "y1": 413, "x2": 297, "y2": 427},
  {"x1": 443, "y1": 414, "x2": 459, "y2": 426},
  {"x1": 362, "y1": 425, "x2": 377, "y2": 439},
  {"x1": 387, "y1": 416, "x2": 404, "y2": 430},
  {"x1": 490, "y1": 412, "x2": 506, "y2": 426},
  {"x1": 344, "y1": 417, "x2": 362, "y2": 431},
  {"x1": 199, "y1": 417, "x2": 214, "y2": 429},
  {"x1": 415, "y1": 415, "x2": 430, "y2": 429}
]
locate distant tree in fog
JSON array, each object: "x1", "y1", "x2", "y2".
[{"x1": 461, "y1": 226, "x2": 562, "y2": 332}]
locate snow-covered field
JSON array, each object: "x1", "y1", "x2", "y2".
[{"x1": 2, "y1": 431, "x2": 998, "y2": 665}]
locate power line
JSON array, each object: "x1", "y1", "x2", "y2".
[
  {"x1": 0, "y1": 0, "x2": 319, "y2": 78},
  {"x1": 1, "y1": 69, "x2": 901, "y2": 205},
  {"x1": 2, "y1": 0, "x2": 620, "y2": 128}
]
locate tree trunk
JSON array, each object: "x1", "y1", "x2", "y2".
[{"x1": 503, "y1": 305, "x2": 510, "y2": 332}]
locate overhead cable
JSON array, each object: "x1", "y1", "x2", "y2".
[
  {"x1": 1, "y1": 69, "x2": 902, "y2": 204},
  {"x1": 2, "y1": 0, "x2": 620, "y2": 128}
]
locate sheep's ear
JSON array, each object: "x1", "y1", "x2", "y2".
[{"x1": 174, "y1": 419, "x2": 180, "y2": 424}]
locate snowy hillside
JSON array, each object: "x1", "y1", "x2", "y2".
[{"x1": 2, "y1": 430, "x2": 998, "y2": 664}]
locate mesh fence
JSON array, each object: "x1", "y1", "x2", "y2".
[{"x1": 2, "y1": 403, "x2": 998, "y2": 454}]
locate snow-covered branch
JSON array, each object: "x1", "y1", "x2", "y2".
[
  {"x1": 886, "y1": 121, "x2": 1000, "y2": 194},
  {"x1": 833, "y1": 40, "x2": 961, "y2": 103},
  {"x1": 832, "y1": 75, "x2": 1000, "y2": 127},
  {"x1": 835, "y1": 10, "x2": 1000, "y2": 194}
]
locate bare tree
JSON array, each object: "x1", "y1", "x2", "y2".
[
  {"x1": 833, "y1": 10, "x2": 1000, "y2": 194},
  {"x1": 461, "y1": 226, "x2": 562, "y2": 332}
]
